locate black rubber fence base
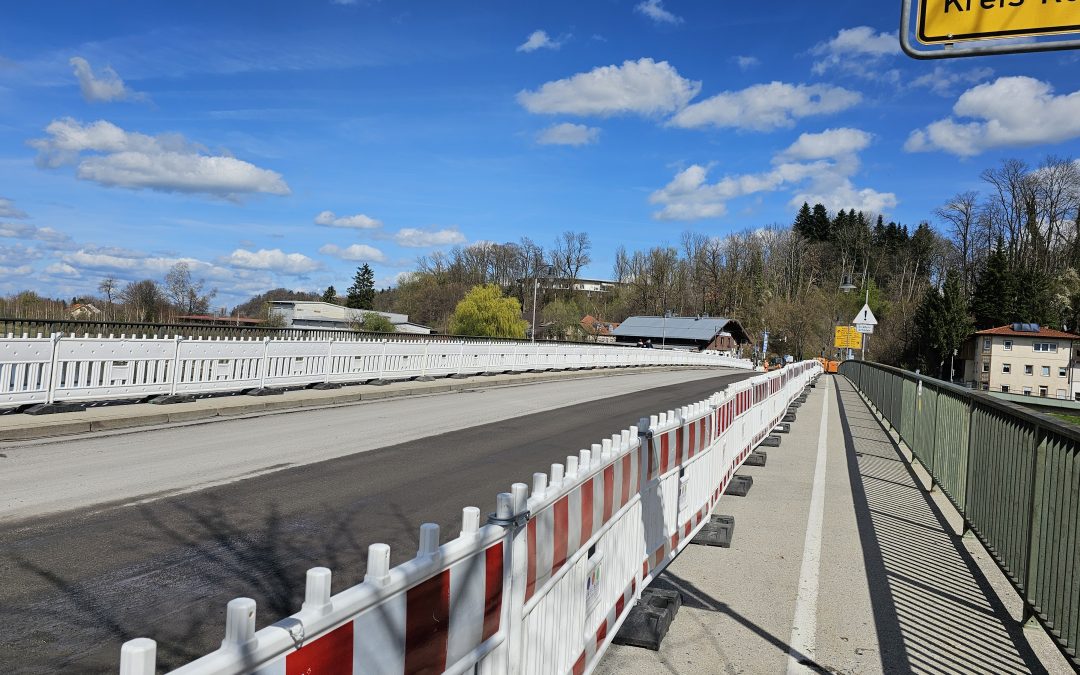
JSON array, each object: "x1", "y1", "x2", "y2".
[
  {"x1": 745, "y1": 450, "x2": 767, "y2": 467},
  {"x1": 725, "y1": 474, "x2": 753, "y2": 497},
  {"x1": 612, "y1": 589, "x2": 682, "y2": 651},
  {"x1": 691, "y1": 514, "x2": 735, "y2": 548}
]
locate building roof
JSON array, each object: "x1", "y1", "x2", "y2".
[
  {"x1": 612, "y1": 316, "x2": 750, "y2": 344},
  {"x1": 975, "y1": 324, "x2": 1080, "y2": 339},
  {"x1": 176, "y1": 314, "x2": 263, "y2": 325},
  {"x1": 580, "y1": 314, "x2": 619, "y2": 335}
]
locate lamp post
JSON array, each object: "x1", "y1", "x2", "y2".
[
  {"x1": 662, "y1": 309, "x2": 672, "y2": 348},
  {"x1": 531, "y1": 265, "x2": 553, "y2": 342}
]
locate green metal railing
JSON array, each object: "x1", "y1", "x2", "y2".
[{"x1": 839, "y1": 361, "x2": 1080, "y2": 665}]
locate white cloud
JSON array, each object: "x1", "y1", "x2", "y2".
[
  {"x1": 649, "y1": 128, "x2": 894, "y2": 220},
  {"x1": 910, "y1": 66, "x2": 994, "y2": 97},
  {"x1": 636, "y1": 0, "x2": 683, "y2": 25},
  {"x1": 537, "y1": 123, "x2": 601, "y2": 146},
  {"x1": 394, "y1": 227, "x2": 467, "y2": 248},
  {"x1": 734, "y1": 56, "x2": 760, "y2": 71},
  {"x1": 30, "y1": 118, "x2": 290, "y2": 199},
  {"x1": 0, "y1": 264, "x2": 33, "y2": 277},
  {"x1": 517, "y1": 30, "x2": 561, "y2": 53},
  {"x1": 669, "y1": 82, "x2": 862, "y2": 132},
  {"x1": 45, "y1": 262, "x2": 81, "y2": 277},
  {"x1": 223, "y1": 248, "x2": 321, "y2": 274},
  {"x1": 517, "y1": 58, "x2": 700, "y2": 117},
  {"x1": 905, "y1": 77, "x2": 1080, "y2": 157},
  {"x1": 778, "y1": 128, "x2": 872, "y2": 161},
  {"x1": 314, "y1": 210, "x2": 382, "y2": 229},
  {"x1": 69, "y1": 56, "x2": 141, "y2": 103},
  {"x1": 0, "y1": 243, "x2": 42, "y2": 266},
  {"x1": 0, "y1": 222, "x2": 75, "y2": 249},
  {"x1": 319, "y1": 243, "x2": 387, "y2": 262},
  {"x1": 811, "y1": 26, "x2": 898, "y2": 77},
  {"x1": 0, "y1": 197, "x2": 28, "y2": 219}
]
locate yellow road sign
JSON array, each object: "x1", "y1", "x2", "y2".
[
  {"x1": 834, "y1": 326, "x2": 863, "y2": 350},
  {"x1": 918, "y1": 0, "x2": 1080, "y2": 44}
]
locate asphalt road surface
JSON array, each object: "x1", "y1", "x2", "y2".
[{"x1": 0, "y1": 369, "x2": 751, "y2": 673}]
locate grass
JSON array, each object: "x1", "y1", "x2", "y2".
[{"x1": 1050, "y1": 412, "x2": 1080, "y2": 428}]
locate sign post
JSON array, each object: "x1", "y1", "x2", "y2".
[
  {"x1": 853, "y1": 295, "x2": 878, "y2": 361},
  {"x1": 901, "y1": 0, "x2": 1080, "y2": 59}
]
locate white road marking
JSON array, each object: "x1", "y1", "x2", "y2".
[{"x1": 787, "y1": 376, "x2": 830, "y2": 673}]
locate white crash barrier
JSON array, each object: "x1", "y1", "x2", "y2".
[
  {"x1": 118, "y1": 360, "x2": 821, "y2": 675},
  {"x1": 0, "y1": 333, "x2": 752, "y2": 409}
]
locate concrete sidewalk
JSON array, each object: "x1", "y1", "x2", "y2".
[
  {"x1": 597, "y1": 375, "x2": 1073, "y2": 674},
  {"x1": 0, "y1": 365, "x2": 706, "y2": 442}
]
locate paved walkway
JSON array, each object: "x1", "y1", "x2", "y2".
[{"x1": 598, "y1": 375, "x2": 1073, "y2": 674}]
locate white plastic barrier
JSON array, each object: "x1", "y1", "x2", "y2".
[
  {"x1": 118, "y1": 360, "x2": 821, "y2": 675},
  {"x1": 0, "y1": 334, "x2": 753, "y2": 409}
]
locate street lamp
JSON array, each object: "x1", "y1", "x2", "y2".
[
  {"x1": 531, "y1": 265, "x2": 553, "y2": 342},
  {"x1": 839, "y1": 274, "x2": 856, "y2": 293}
]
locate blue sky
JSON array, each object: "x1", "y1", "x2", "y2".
[{"x1": 1, "y1": 1, "x2": 1078, "y2": 308}]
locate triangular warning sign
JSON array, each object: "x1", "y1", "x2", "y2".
[{"x1": 855, "y1": 303, "x2": 878, "y2": 326}]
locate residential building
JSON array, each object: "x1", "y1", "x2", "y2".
[
  {"x1": 580, "y1": 315, "x2": 620, "y2": 344},
  {"x1": 267, "y1": 301, "x2": 432, "y2": 334},
  {"x1": 960, "y1": 324, "x2": 1080, "y2": 400},
  {"x1": 611, "y1": 315, "x2": 749, "y2": 354}
]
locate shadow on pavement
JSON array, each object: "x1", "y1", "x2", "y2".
[{"x1": 833, "y1": 376, "x2": 1047, "y2": 674}]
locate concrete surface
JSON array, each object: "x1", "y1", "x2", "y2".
[
  {"x1": 0, "y1": 370, "x2": 751, "y2": 673},
  {"x1": 596, "y1": 375, "x2": 1073, "y2": 675}
]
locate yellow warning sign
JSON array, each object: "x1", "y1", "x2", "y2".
[
  {"x1": 834, "y1": 326, "x2": 863, "y2": 350},
  {"x1": 918, "y1": 0, "x2": 1080, "y2": 44}
]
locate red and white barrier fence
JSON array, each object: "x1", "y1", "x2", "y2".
[{"x1": 118, "y1": 360, "x2": 821, "y2": 675}]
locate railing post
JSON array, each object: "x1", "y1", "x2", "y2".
[
  {"x1": 961, "y1": 398, "x2": 977, "y2": 536},
  {"x1": 259, "y1": 337, "x2": 271, "y2": 389},
  {"x1": 1020, "y1": 422, "x2": 1045, "y2": 625},
  {"x1": 420, "y1": 340, "x2": 430, "y2": 378}
]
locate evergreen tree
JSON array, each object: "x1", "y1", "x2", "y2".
[
  {"x1": 793, "y1": 202, "x2": 814, "y2": 240},
  {"x1": 915, "y1": 273, "x2": 974, "y2": 380},
  {"x1": 321, "y1": 285, "x2": 337, "y2": 303},
  {"x1": 346, "y1": 264, "x2": 375, "y2": 310},
  {"x1": 810, "y1": 203, "x2": 831, "y2": 241},
  {"x1": 970, "y1": 240, "x2": 1015, "y2": 329}
]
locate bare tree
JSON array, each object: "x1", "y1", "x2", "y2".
[
  {"x1": 120, "y1": 280, "x2": 163, "y2": 322},
  {"x1": 550, "y1": 231, "x2": 592, "y2": 281},
  {"x1": 936, "y1": 191, "x2": 979, "y2": 292},
  {"x1": 165, "y1": 262, "x2": 216, "y2": 316},
  {"x1": 97, "y1": 277, "x2": 117, "y2": 319}
]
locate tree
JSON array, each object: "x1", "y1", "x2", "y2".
[
  {"x1": 321, "y1": 285, "x2": 337, "y2": 303},
  {"x1": 164, "y1": 262, "x2": 215, "y2": 315},
  {"x1": 915, "y1": 274, "x2": 974, "y2": 380},
  {"x1": 810, "y1": 203, "x2": 831, "y2": 241},
  {"x1": 792, "y1": 202, "x2": 814, "y2": 240},
  {"x1": 98, "y1": 277, "x2": 117, "y2": 319},
  {"x1": 351, "y1": 312, "x2": 396, "y2": 333},
  {"x1": 550, "y1": 231, "x2": 592, "y2": 281},
  {"x1": 970, "y1": 240, "x2": 1015, "y2": 329},
  {"x1": 542, "y1": 298, "x2": 584, "y2": 341},
  {"x1": 120, "y1": 280, "x2": 163, "y2": 322},
  {"x1": 449, "y1": 284, "x2": 527, "y2": 338},
  {"x1": 346, "y1": 264, "x2": 375, "y2": 309}
]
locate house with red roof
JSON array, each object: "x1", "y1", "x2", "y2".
[{"x1": 961, "y1": 323, "x2": 1080, "y2": 400}]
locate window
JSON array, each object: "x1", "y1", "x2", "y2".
[
  {"x1": 1004, "y1": 340, "x2": 1013, "y2": 351},
  {"x1": 1060, "y1": 367, "x2": 1068, "y2": 377},
  {"x1": 1034, "y1": 342, "x2": 1059, "y2": 353},
  {"x1": 1002, "y1": 385, "x2": 1010, "y2": 393},
  {"x1": 1042, "y1": 366, "x2": 1051, "y2": 377},
  {"x1": 1025, "y1": 365, "x2": 1033, "y2": 375},
  {"x1": 1039, "y1": 386, "x2": 1048, "y2": 397},
  {"x1": 983, "y1": 337, "x2": 991, "y2": 351},
  {"x1": 982, "y1": 361, "x2": 990, "y2": 373},
  {"x1": 1002, "y1": 363, "x2": 1012, "y2": 374},
  {"x1": 1023, "y1": 387, "x2": 1033, "y2": 395}
]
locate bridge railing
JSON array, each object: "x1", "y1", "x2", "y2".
[
  {"x1": 117, "y1": 360, "x2": 822, "y2": 674},
  {"x1": 839, "y1": 361, "x2": 1080, "y2": 665},
  {"x1": 0, "y1": 334, "x2": 752, "y2": 410}
]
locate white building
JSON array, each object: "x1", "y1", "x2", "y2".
[{"x1": 267, "y1": 301, "x2": 432, "y2": 334}]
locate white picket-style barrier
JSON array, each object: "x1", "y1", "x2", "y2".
[
  {"x1": 117, "y1": 360, "x2": 821, "y2": 675},
  {"x1": 0, "y1": 334, "x2": 752, "y2": 409}
]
